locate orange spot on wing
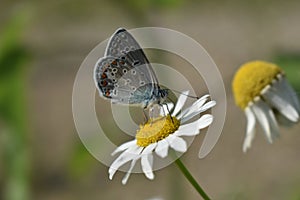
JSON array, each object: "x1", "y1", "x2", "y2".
[{"x1": 101, "y1": 73, "x2": 107, "y2": 79}]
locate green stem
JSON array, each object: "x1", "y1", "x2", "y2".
[{"x1": 174, "y1": 158, "x2": 211, "y2": 200}]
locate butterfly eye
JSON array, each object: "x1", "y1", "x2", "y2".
[
  {"x1": 140, "y1": 81, "x2": 145, "y2": 86},
  {"x1": 123, "y1": 69, "x2": 127, "y2": 74},
  {"x1": 112, "y1": 68, "x2": 118, "y2": 73}
]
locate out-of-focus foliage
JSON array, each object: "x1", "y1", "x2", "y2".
[
  {"x1": 275, "y1": 54, "x2": 300, "y2": 92},
  {"x1": 0, "y1": 14, "x2": 31, "y2": 200},
  {"x1": 68, "y1": 142, "x2": 96, "y2": 178},
  {"x1": 111, "y1": 0, "x2": 183, "y2": 24}
]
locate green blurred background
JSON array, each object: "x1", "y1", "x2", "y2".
[{"x1": 1, "y1": 0, "x2": 300, "y2": 199}]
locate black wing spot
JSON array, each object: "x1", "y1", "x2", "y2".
[
  {"x1": 131, "y1": 70, "x2": 137, "y2": 75},
  {"x1": 133, "y1": 60, "x2": 140, "y2": 66}
]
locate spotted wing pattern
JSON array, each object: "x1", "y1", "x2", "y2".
[
  {"x1": 105, "y1": 28, "x2": 159, "y2": 88},
  {"x1": 94, "y1": 28, "x2": 161, "y2": 107}
]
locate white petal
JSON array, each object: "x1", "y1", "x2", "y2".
[
  {"x1": 242, "y1": 107, "x2": 256, "y2": 153},
  {"x1": 276, "y1": 112, "x2": 295, "y2": 127},
  {"x1": 181, "y1": 100, "x2": 216, "y2": 123},
  {"x1": 122, "y1": 158, "x2": 139, "y2": 185},
  {"x1": 198, "y1": 114, "x2": 214, "y2": 129},
  {"x1": 174, "y1": 114, "x2": 213, "y2": 137},
  {"x1": 141, "y1": 153, "x2": 154, "y2": 180},
  {"x1": 109, "y1": 146, "x2": 142, "y2": 180},
  {"x1": 155, "y1": 139, "x2": 169, "y2": 158},
  {"x1": 160, "y1": 103, "x2": 174, "y2": 116},
  {"x1": 111, "y1": 140, "x2": 137, "y2": 156},
  {"x1": 143, "y1": 143, "x2": 157, "y2": 154},
  {"x1": 174, "y1": 120, "x2": 199, "y2": 136},
  {"x1": 250, "y1": 98, "x2": 279, "y2": 143},
  {"x1": 166, "y1": 135, "x2": 187, "y2": 153},
  {"x1": 280, "y1": 76, "x2": 300, "y2": 112},
  {"x1": 262, "y1": 83, "x2": 299, "y2": 122},
  {"x1": 199, "y1": 100, "x2": 217, "y2": 112},
  {"x1": 172, "y1": 91, "x2": 189, "y2": 117},
  {"x1": 178, "y1": 95, "x2": 209, "y2": 119}
]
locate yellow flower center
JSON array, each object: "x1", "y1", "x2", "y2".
[
  {"x1": 232, "y1": 60, "x2": 283, "y2": 109},
  {"x1": 136, "y1": 115, "x2": 180, "y2": 147}
]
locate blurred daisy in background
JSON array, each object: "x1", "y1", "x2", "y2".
[
  {"x1": 232, "y1": 60, "x2": 300, "y2": 152},
  {"x1": 109, "y1": 91, "x2": 216, "y2": 184}
]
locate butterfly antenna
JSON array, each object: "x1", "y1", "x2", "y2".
[
  {"x1": 167, "y1": 89, "x2": 199, "y2": 99},
  {"x1": 166, "y1": 96, "x2": 175, "y2": 105}
]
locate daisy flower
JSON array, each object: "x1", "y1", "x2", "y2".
[
  {"x1": 108, "y1": 91, "x2": 216, "y2": 184},
  {"x1": 232, "y1": 60, "x2": 300, "y2": 152}
]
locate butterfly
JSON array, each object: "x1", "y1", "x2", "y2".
[{"x1": 94, "y1": 28, "x2": 169, "y2": 115}]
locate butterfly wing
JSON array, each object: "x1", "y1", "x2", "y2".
[
  {"x1": 105, "y1": 28, "x2": 159, "y2": 89},
  {"x1": 94, "y1": 55, "x2": 155, "y2": 106},
  {"x1": 94, "y1": 28, "x2": 162, "y2": 106}
]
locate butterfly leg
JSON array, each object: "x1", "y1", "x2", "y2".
[
  {"x1": 143, "y1": 108, "x2": 149, "y2": 124},
  {"x1": 161, "y1": 103, "x2": 174, "y2": 123}
]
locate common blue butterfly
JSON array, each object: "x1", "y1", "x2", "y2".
[{"x1": 94, "y1": 28, "x2": 168, "y2": 112}]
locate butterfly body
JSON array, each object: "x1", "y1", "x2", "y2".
[{"x1": 94, "y1": 28, "x2": 168, "y2": 109}]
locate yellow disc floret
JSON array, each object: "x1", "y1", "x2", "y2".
[
  {"x1": 232, "y1": 60, "x2": 283, "y2": 109},
  {"x1": 136, "y1": 115, "x2": 180, "y2": 147}
]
